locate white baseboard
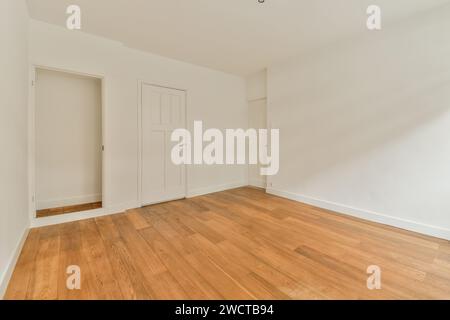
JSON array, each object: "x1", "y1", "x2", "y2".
[
  {"x1": 249, "y1": 179, "x2": 266, "y2": 189},
  {"x1": 36, "y1": 193, "x2": 102, "y2": 210},
  {"x1": 0, "y1": 227, "x2": 29, "y2": 299},
  {"x1": 267, "y1": 188, "x2": 450, "y2": 241},
  {"x1": 31, "y1": 200, "x2": 139, "y2": 228},
  {"x1": 187, "y1": 181, "x2": 247, "y2": 198}
]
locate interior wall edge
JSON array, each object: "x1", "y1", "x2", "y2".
[
  {"x1": 186, "y1": 181, "x2": 248, "y2": 198},
  {"x1": 28, "y1": 19, "x2": 248, "y2": 214},
  {"x1": 36, "y1": 193, "x2": 102, "y2": 210}
]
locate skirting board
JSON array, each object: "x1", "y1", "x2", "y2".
[
  {"x1": 187, "y1": 181, "x2": 247, "y2": 198},
  {"x1": 3, "y1": 183, "x2": 247, "y2": 295},
  {"x1": 31, "y1": 182, "x2": 248, "y2": 228},
  {"x1": 0, "y1": 227, "x2": 29, "y2": 299},
  {"x1": 249, "y1": 179, "x2": 266, "y2": 189},
  {"x1": 36, "y1": 193, "x2": 102, "y2": 210},
  {"x1": 31, "y1": 200, "x2": 139, "y2": 228},
  {"x1": 267, "y1": 188, "x2": 450, "y2": 241}
]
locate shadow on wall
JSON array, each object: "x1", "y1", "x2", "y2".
[{"x1": 271, "y1": 4, "x2": 450, "y2": 185}]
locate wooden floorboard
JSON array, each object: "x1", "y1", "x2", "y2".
[
  {"x1": 36, "y1": 202, "x2": 102, "y2": 218},
  {"x1": 5, "y1": 187, "x2": 450, "y2": 299}
]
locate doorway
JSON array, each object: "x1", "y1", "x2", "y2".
[
  {"x1": 140, "y1": 83, "x2": 187, "y2": 205},
  {"x1": 33, "y1": 67, "x2": 103, "y2": 218}
]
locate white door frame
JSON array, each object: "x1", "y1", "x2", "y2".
[
  {"x1": 137, "y1": 80, "x2": 188, "y2": 206},
  {"x1": 28, "y1": 64, "x2": 106, "y2": 223}
]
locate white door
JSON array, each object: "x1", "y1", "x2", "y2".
[{"x1": 141, "y1": 83, "x2": 186, "y2": 205}]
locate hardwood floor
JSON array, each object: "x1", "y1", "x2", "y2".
[
  {"x1": 36, "y1": 202, "x2": 102, "y2": 218},
  {"x1": 5, "y1": 187, "x2": 450, "y2": 299}
]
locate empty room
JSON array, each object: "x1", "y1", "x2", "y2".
[{"x1": 1, "y1": 0, "x2": 450, "y2": 310}]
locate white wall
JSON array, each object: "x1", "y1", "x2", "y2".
[
  {"x1": 246, "y1": 70, "x2": 267, "y2": 101},
  {"x1": 29, "y1": 20, "x2": 248, "y2": 219},
  {"x1": 267, "y1": 6, "x2": 450, "y2": 239},
  {"x1": 35, "y1": 69, "x2": 102, "y2": 209},
  {"x1": 0, "y1": 0, "x2": 30, "y2": 296},
  {"x1": 246, "y1": 70, "x2": 267, "y2": 188}
]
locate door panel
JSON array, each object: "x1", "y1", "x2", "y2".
[{"x1": 141, "y1": 84, "x2": 186, "y2": 205}]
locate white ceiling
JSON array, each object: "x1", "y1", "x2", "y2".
[{"x1": 27, "y1": 0, "x2": 450, "y2": 76}]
